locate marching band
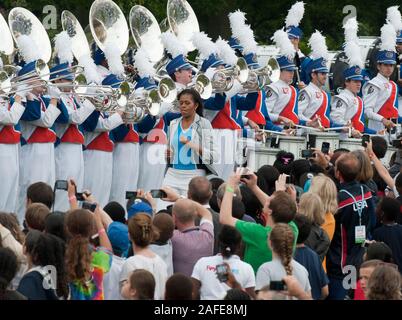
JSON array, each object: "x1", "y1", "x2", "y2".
[{"x1": 1, "y1": 0, "x2": 402, "y2": 218}]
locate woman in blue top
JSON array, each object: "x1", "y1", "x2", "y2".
[{"x1": 163, "y1": 89, "x2": 217, "y2": 196}]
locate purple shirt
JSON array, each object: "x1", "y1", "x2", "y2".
[{"x1": 172, "y1": 219, "x2": 214, "y2": 276}]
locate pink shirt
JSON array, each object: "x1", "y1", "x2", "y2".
[{"x1": 172, "y1": 219, "x2": 214, "y2": 276}]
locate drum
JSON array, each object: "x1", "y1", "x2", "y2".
[
  {"x1": 384, "y1": 146, "x2": 398, "y2": 167},
  {"x1": 250, "y1": 145, "x2": 281, "y2": 170},
  {"x1": 306, "y1": 132, "x2": 340, "y2": 152},
  {"x1": 273, "y1": 136, "x2": 306, "y2": 159},
  {"x1": 328, "y1": 51, "x2": 349, "y2": 95},
  {"x1": 339, "y1": 138, "x2": 364, "y2": 152}
]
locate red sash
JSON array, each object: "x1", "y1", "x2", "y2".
[
  {"x1": 211, "y1": 100, "x2": 241, "y2": 130},
  {"x1": 61, "y1": 125, "x2": 84, "y2": 144},
  {"x1": 378, "y1": 81, "x2": 398, "y2": 119},
  {"x1": 143, "y1": 118, "x2": 167, "y2": 144},
  {"x1": 0, "y1": 101, "x2": 21, "y2": 144},
  {"x1": 277, "y1": 86, "x2": 299, "y2": 125},
  {"x1": 27, "y1": 97, "x2": 56, "y2": 144},
  {"x1": 312, "y1": 90, "x2": 330, "y2": 128},
  {"x1": 86, "y1": 132, "x2": 114, "y2": 152},
  {"x1": 246, "y1": 91, "x2": 266, "y2": 125},
  {"x1": 351, "y1": 97, "x2": 365, "y2": 133},
  {"x1": 122, "y1": 124, "x2": 139, "y2": 143}
]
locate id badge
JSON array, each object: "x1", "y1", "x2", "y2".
[{"x1": 355, "y1": 225, "x2": 366, "y2": 244}]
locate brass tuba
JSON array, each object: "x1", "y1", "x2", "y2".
[
  {"x1": 211, "y1": 57, "x2": 249, "y2": 93},
  {"x1": 240, "y1": 57, "x2": 280, "y2": 94}
]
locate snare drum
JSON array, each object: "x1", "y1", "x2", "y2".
[
  {"x1": 247, "y1": 143, "x2": 280, "y2": 170},
  {"x1": 306, "y1": 132, "x2": 340, "y2": 152},
  {"x1": 339, "y1": 138, "x2": 364, "y2": 152}
]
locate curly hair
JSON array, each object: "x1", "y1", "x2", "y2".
[
  {"x1": 0, "y1": 212, "x2": 25, "y2": 244},
  {"x1": 65, "y1": 209, "x2": 94, "y2": 285},
  {"x1": 367, "y1": 265, "x2": 402, "y2": 300},
  {"x1": 269, "y1": 223, "x2": 295, "y2": 276},
  {"x1": 128, "y1": 214, "x2": 158, "y2": 248},
  {"x1": 25, "y1": 230, "x2": 68, "y2": 299}
]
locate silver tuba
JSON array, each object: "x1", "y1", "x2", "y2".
[{"x1": 211, "y1": 57, "x2": 249, "y2": 93}]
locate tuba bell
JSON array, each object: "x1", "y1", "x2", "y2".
[
  {"x1": 211, "y1": 57, "x2": 249, "y2": 93},
  {"x1": 240, "y1": 57, "x2": 280, "y2": 94}
]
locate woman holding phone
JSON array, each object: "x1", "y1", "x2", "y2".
[{"x1": 163, "y1": 89, "x2": 217, "y2": 196}]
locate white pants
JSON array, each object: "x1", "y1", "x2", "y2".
[
  {"x1": 0, "y1": 144, "x2": 19, "y2": 213},
  {"x1": 137, "y1": 142, "x2": 167, "y2": 191},
  {"x1": 109, "y1": 142, "x2": 139, "y2": 209},
  {"x1": 54, "y1": 143, "x2": 84, "y2": 212},
  {"x1": 84, "y1": 150, "x2": 113, "y2": 208},
  {"x1": 17, "y1": 143, "x2": 55, "y2": 222},
  {"x1": 162, "y1": 168, "x2": 206, "y2": 196},
  {"x1": 213, "y1": 129, "x2": 239, "y2": 180}
]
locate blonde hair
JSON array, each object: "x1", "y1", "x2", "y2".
[
  {"x1": 299, "y1": 192, "x2": 325, "y2": 225},
  {"x1": 269, "y1": 223, "x2": 294, "y2": 276},
  {"x1": 309, "y1": 174, "x2": 338, "y2": 215},
  {"x1": 352, "y1": 150, "x2": 373, "y2": 183}
]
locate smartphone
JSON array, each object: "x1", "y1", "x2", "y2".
[
  {"x1": 150, "y1": 189, "x2": 167, "y2": 199},
  {"x1": 301, "y1": 149, "x2": 314, "y2": 158},
  {"x1": 269, "y1": 280, "x2": 287, "y2": 291},
  {"x1": 216, "y1": 264, "x2": 229, "y2": 283},
  {"x1": 392, "y1": 140, "x2": 402, "y2": 148},
  {"x1": 54, "y1": 180, "x2": 68, "y2": 191},
  {"x1": 125, "y1": 191, "x2": 138, "y2": 200},
  {"x1": 321, "y1": 142, "x2": 330, "y2": 155},
  {"x1": 82, "y1": 202, "x2": 96, "y2": 212},
  {"x1": 362, "y1": 134, "x2": 370, "y2": 147},
  {"x1": 76, "y1": 192, "x2": 85, "y2": 201},
  {"x1": 286, "y1": 175, "x2": 291, "y2": 184},
  {"x1": 390, "y1": 119, "x2": 398, "y2": 134}
]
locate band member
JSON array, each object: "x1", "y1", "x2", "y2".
[
  {"x1": 16, "y1": 60, "x2": 69, "y2": 220},
  {"x1": 81, "y1": 74, "x2": 124, "y2": 207},
  {"x1": 52, "y1": 32, "x2": 96, "y2": 211},
  {"x1": 298, "y1": 31, "x2": 331, "y2": 129},
  {"x1": 266, "y1": 29, "x2": 300, "y2": 129},
  {"x1": 285, "y1": 1, "x2": 307, "y2": 89},
  {"x1": 0, "y1": 85, "x2": 28, "y2": 213},
  {"x1": 363, "y1": 23, "x2": 399, "y2": 132}
]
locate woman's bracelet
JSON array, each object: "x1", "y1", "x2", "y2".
[{"x1": 226, "y1": 186, "x2": 235, "y2": 193}]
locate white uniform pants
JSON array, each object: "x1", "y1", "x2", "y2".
[{"x1": 0, "y1": 144, "x2": 19, "y2": 213}]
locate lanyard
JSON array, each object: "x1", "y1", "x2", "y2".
[{"x1": 340, "y1": 186, "x2": 365, "y2": 226}]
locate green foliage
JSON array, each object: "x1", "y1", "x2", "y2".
[{"x1": 0, "y1": 0, "x2": 401, "y2": 50}]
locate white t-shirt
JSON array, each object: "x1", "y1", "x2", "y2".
[
  {"x1": 191, "y1": 254, "x2": 255, "y2": 300},
  {"x1": 103, "y1": 255, "x2": 125, "y2": 300},
  {"x1": 149, "y1": 241, "x2": 174, "y2": 277},
  {"x1": 255, "y1": 258, "x2": 311, "y2": 294},
  {"x1": 119, "y1": 254, "x2": 168, "y2": 300}
]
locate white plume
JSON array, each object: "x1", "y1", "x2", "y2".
[
  {"x1": 228, "y1": 10, "x2": 247, "y2": 39},
  {"x1": 215, "y1": 37, "x2": 238, "y2": 66},
  {"x1": 191, "y1": 32, "x2": 218, "y2": 59},
  {"x1": 237, "y1": 24, "x2": 258, "y2": 55},
  {"x1": 343, "y1": 17, "x2": 359, "y2": 43},
  {"x1": 271, "y1": 29, "x2": 296, "y2": 58},
  {"x1": 133, "y1": 48, "x2": 156, "y2": 78},
  {"x1": 380, "y1": 23, "x2": 397, "y2": 52},
  {"x1": 308, "y1": 30, "x2": 329, "y2": 60},
  {"x1": 160, "y1": 31, "x2": 188, "y2": 58},
  {"x1": 54, "y1": 31, "x2": 73, "y2": 64},
  {"x1": 344, "y1": 41, "x2": 364, "y2": 68},
  {"x1": 78, "y1": 54, "x2": 103, "y2": 84},
  {"x1": 103, "y1": 41, "x2": 124, "y2": 76},
  {"x1": 285, "y1": 1, "x2": 305, "y2": 27},
  {"x1": 16, "y1": 34, "x2": 41, "y2": 63},
  {"x1": 387, "y1": 6, "x2": 402, "y2": 32}
]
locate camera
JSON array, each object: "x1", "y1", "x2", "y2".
[
  {"x1": 125, "y1": 191, "x2": 138, "y2": 200},
  {"x1": 54, "y1": 180, "x2": 68, "y2": 191},
  {"x1": 269, "y1": 280, "x2": 287, "y2": 291},
  {"x1": 301, "y1": 149, "x2": 314, "y2": 158},
  {"x1": 82, "y1": 202, "x2": 96, "y2": 212},
  {"x1": 150, "y1": 189, "x2": 167, "y2": 199},
  {"x1": 362, "y1": 134, "x2": 370, "y2": 147},
  {"x1": 321, "y1": 142, "x2": 330, "y2": 155},
  {"x1": 216, "y1": 264, "x2": 229, "y2": 282}
]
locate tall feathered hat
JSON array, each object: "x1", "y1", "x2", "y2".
[
  {"x1": 271, "y1": 29, "x2": 297, "y2": 71},
  {"x1": 133, "y1": 47, "x2": 157, "y2": 90},
  {"x1": 343, "y1": 18, "x2": 364, "y2": 81},
  {"x1": 387, "y1": 6, "x2": 402, "y2": 44},
  {"x1": 161, "y1": 31, "x2": 192, "y2": 76},
  {"x1": 228, "y1": 10, "x2": 247, "y2": 52},
  {"x1": 16, "y1": 34, "x2": 44, "y2": 77},
  {"x1": 306, "y1": 31, "x2": 329, "y2": 74},
  {"x1": 50, "y1": 31, "x2": 74, "y2": 81},
  {"x1": 191, "y1": 32, "x2": 223, "y2": 72},
  {"x1": 215, "y1": 36, "x2": 239, "y2": 67},
  {"x1": 285, "y1": 1, "x2": 305, "y2": 40},
  {"x1": 377, "y1": 23, "x2": 397, "y2": 64}
]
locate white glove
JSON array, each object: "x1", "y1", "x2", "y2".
[
  {"x1": 15, "y1": 84, "x2": 30, "y2": 101},
  {"x1": 47, "y1": 84, "x2": 62, "y2": 99}
]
